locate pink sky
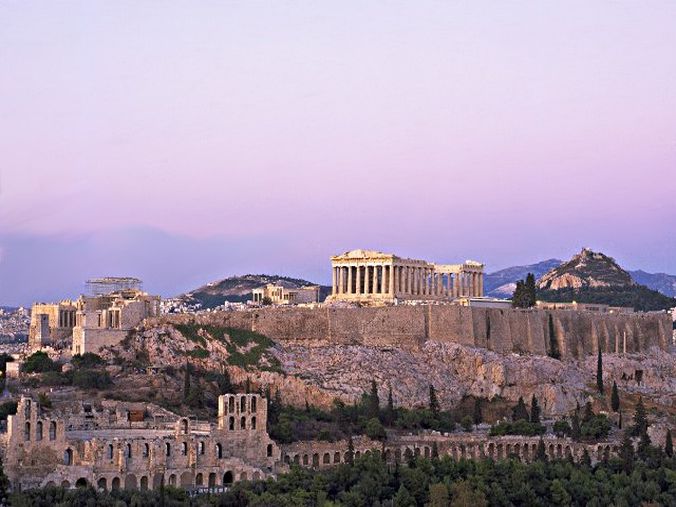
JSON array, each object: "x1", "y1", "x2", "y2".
[{"x1": 1, "y1": 2, "x2": 675, "y2": 302}]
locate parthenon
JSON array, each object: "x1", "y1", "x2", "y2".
[{"x1": 328, "y1": 249, "x2": 484, "y2": 303}]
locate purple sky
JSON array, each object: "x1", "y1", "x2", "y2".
[{"x1": 1, "y1": 2, "x2": 675, "y2": 305}]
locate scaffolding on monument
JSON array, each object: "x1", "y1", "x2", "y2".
[{"x1": 85, "y1": 277, "x2": 143, "y2": 297}]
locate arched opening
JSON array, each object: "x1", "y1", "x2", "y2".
[
  {"x1": 75, "y1": 478, "x2": 87, "y2": 488},
  {"x1": 107, "y1": 444, "x2": 114, "y2": 459},
  {"x1": 355, "y1": 451, "x2": 361, "y2": 459},
  {"x1": 153, "y1": 474, "x2": 164, "y2": 490},
  {"x1": 143, "y1": 443, "x2": 150, "y2": 458},
  {"x1": 223, "y1": 471, "x2": 233, "y2": 485},
  {"x1": 49, "y1": 421, "x2": 56, "y2": 440},
  {"x1": 240, "y1": 472, "x2": 247, "y2": 481},
  {"x1": 251, "y1": 416, "x2": 256, "y2": 430},
  {"x1": 253, "y1": 472, "x2": 260, "y2": 481},
  {"x1": 64, "y1": 448, "x2": 73, "y2": 465},
  {"x1": 36, "y1": 421, "x2": 43, "y2": 441},
  {"x1": 165, "y1": 442, "x2": 171, "y2": 456},
  {"x1": 182, "y1": 418, "x2": 189, "y2": 434},
  {"x1": 140, "y1": 476, "x2": 148, "y2": 491},
  {"x1": 240, "y1": 396, "x2": 246, "y2": 412},
  {"x1": 312, "y1": 453, "x2": 319, "y2": 467},
  {"x1": 181, "y1": 442, "x2": 188, "y2": 456},
  {"x1": 199, "y1": 441, "x2": 205, "y2": 455},
  {"x1": 216, "y1": 443, "x2": 223, "y2": 459},
  {"x1": 180, "y1": 472, "x2": 192, "y2": 487},
  {"x1": 24, "y1": 399, "x2": 31, "y2": 418},
  {"x1": 240, "y1": 416, "x2": 246, "y2": 430},
  {"x1": 61, "y1": 480, "x2": 71, "y2": 489},
  {"x1": 251, "y1": 397, "x2": 257, "y2": 412},
  {"x1": 294, "y1": 455, "x2": 300, "y2": 464},
  {"x1": 168, "y1": 474, "x2": 176, "y2": 486},
  {"x1": 266, "y1": 443, "x2": 273, "y2": 457},
  {"x1": 228, "y1": 417, "x2": 235, "y2": 431},
  {"x1": 112, "y1": 477, "x2": 120, "y2": 490},
  {"x1": 195, "y1": 473, "x2": 203, "y2": 486},
  {"x1": 124, "y1": 474, "x2": 137, "y2": 490},
  {"x1": 208, "y1": 473, "x2": 216, "y2": 487},
  {"x1": 284, "y1": 454, "x2": 291, "y2": 464},
  {"x1": 334, "y1": 451, "x2": 341, "y2": 463},
  {"x1": 228, "y1": 396, "x2": 234, "y2": 413},
  {"x1": 302, "y1": 454, "x2": 309, "y2": 465},
  {"x1": 323, "y1": 453, "x2": 330, "y2": 464},
  {"x1": 24, "y1": 421, "x2": 31, "y2": 441},
  {"x1": 126, "y1": 443, "x2": 132, "y2": 459},
  {"x1": 97, "y1": 477, "x2": 107, "y2": 490}
]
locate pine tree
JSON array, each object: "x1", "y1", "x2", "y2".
[
  {"x1": 619, "y1": 431, "x2": 635, "y2": 474},
  {"x1": 525, "y1": 273, "x2": 537, "y2": 307},
  {"x1": 638, "y1": 430, "x2": 652, "y2": 460},
  {"x1": 665, "y1": 429, "x2": 673, "y2": 457},
  {"x1": 512, "y1": 396, "x2": 530, "y2": 422},
  {"x1": 183, "y1": 359, "x2": 191, "y2": 402},
  {"x1": 611, "y1": 381, "x2": 620, "y2": 412},
  {"x1": 633, "y1": 397, "x2": 648, "y2": 437},
  {"x1": 596, "y1": 347, "x2": 604, "y2": 394},
  {"x1": 431, "y1": 441, "x2": 439, "y2": 460},
  {"x1": 581, "y1": 449, "x2": 591, "y2": 468},
  {"x1": 429, "y1": 384, "x2": 440, "y2": 418},
  {"x1": 530, "y1": 395, "x2": 541, "y2": 424},
  {"x1": 571, "y1": 411, "x2": 581, "y2": 440},
  {"x1": 473, "y1": 398, "x2": 482, "y2": 425}
]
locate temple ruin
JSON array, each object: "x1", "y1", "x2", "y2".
[{"x1": 328, "y1": 249, "x2": 484, "y2": 304}]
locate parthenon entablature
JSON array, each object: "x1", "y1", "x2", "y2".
[{"x1": 328, "y1": 249, "x2": 484, "y2": 304}]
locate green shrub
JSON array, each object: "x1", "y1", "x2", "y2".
[
  {"x1": 365, "y1": 417, "x2": 387, "y2": 440},
  {"x1": 71, "y1": 353, "x2": 104, "y2": 369},
  {"x1": 187, "y1": 348, "x2": 210, "y2": 359},
  {"x1": 553, "y1": 419, "x2": 571, "y2": 437},
  {"x1": 22, "y1": 352, "x2": 59, "y2": 373},
  {"x1": 461, "y1": 415, "x2": 474, "y2": 432},
  {"x1": 0, "y1": 401, "x2": 17, "y2": 420},
  {"x1": 489, "y1": 419, "x2": 546, "y2": 437},
  {"x1": 72, "y1": 369, "x2": 112, "y2": 389}
]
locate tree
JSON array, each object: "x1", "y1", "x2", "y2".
[
  {"x1": 512, "y1": 396, "x2": 530, "y2": 422},
  {"x1": 596, "y1": 347, "x2": 604, "y2": 394},
  {"x1": 581, "y1": 449, "x2": 591, "y2": 468},
  {"x1": 525, "y1": 273, "x2": 537, "y2": 307},
  {"x1": 461, "y1": 415, "x2": 473, "y2": 432},
  {"x1": 261, "y1": 296, "x2": 273, "y2": 306},
  {"x1": 473, "y1": 398, "x2": 482, "y2": 425},
  {"x1": 638, "y1": 430, "x2": 651, "y2": 460},
  {"x1": 365, "y1": 418, "x2": 386, "y2": 441},
  {"x1": 619, "y1": 431, "x2": 635, "y2": 474},
  {"x1": 431, "y1": 441, "x2": 439, "y2": 460},
  {"x1": 571, "y1": 411, "x2": 581, "y2": 439},
  {"x1": 368, "y1": 380, "x2": 380, "y2": 420},
  {"x1": 536, "y1": 437, "x2": 547, "y2": 461},
  {"x1": 550, "y1": 479, "x2": 571, "y2": 506},
  {"x1": 429, "y1": 483, "x2": 449, "y2": 507},
  {"x1": 583, "y1": 401, "x2": 594, "y2": 423},
  {"x1": 450, "y1": 480, "x2": 487, "y2": 507},
  {"x1": 633, "y1": 397, "x2": 648, "y2": 437},
  {"x1": 183, "y1": 359, "x2": 191, "y2": 402},
  {"x1": 512, "y1": 274, "x2": 536, "y2": 309},
  {"x1": 530, "y1": 395, "x2": 541, "y2": 424},
  {"x1": 393, "y1": 484, "x2": 415, "y2": 507},
  {"x1": 665, "y1": 429, "x2": 673, "y2": 457},
  {"x1": 384, "y1": 385, "x2": 395, "y2": 426},
  {"x1": 346, "y1": 435, "x2": 354, "y2": 465},
  {"x1": 611, "y1": 381, "x2": 620, "y2": 412},
  {"x1": 429, "y1": 384, "x2": 440, "y2": 418}
]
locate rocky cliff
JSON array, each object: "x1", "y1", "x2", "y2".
[{"x1": 537, "y1": 248, "x2": 634, "y2": 290}]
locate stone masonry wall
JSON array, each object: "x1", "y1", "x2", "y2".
[{"x1": 156, "y1": 306, "x2": 671, "y2": 359}]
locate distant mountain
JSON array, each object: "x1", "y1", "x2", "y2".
[
  {"x1": 628, "y1": 270, "x2": 676, "y2": 298},
  {"x1": 537, "y1": 248, "x2": 634, "y2": 290},
  {"x1": 484, "y1": 259, "x2": 562, "y2": 298},
  {"x1": 176, "y1": 274, "x2": 331, "y2": 309}
]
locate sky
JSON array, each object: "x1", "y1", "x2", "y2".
[{"x1": 1, "y1": 2, "x2": 675, "y2": 305}]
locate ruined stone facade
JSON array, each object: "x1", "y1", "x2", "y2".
[
  {"x1": 328, "y1": 249, "x2": 484, "y2": 304},
  {"x1": 158, "y1": 304, "x2": 672, "y2": 359},
  {"x1": 29, "y1": 290, "x2": 160, "y2": 355},
  {"x1": 251, "y1": 284, "x2": 320, "y2": 305},
  {"x1": 1, "y1": 394, "x2": 280, "y2": 491}
]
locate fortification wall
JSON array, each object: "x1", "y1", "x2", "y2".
[{"x1": 157, "y1": 306, "x2": 671, "y2": 358}]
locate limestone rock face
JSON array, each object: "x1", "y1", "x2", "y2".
[{"x1": 537, "y1": 248, "x2": 634, "y2": 290}]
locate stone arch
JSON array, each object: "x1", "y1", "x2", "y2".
[
  {"x1": 36, "y1": 420, "x2": 43, "y2": 441},
  {"x1": 597, "y1": 445, "x2": 603, "y2": 461},
  {"x1": 302, "y1": 454, "x2": 309, "y2": 465},
  {"x1": 181, "y1": 442, "x2": 188, "y2": 456},
  {"x1": 565, "y1": 446, "x2": 572, "y2": 458},
  {"x1": 497, "y1": 444, "x2": 503, "y2": 459},
  {"x1": 251, "y1": 416, "x2": 257, "y2": 430},
  {"x1": 283, "y1": 454, "x2": 291, "y2": 464},
  {"x1": 251, "y1": 397, "x2": 257, "y2": 412},
  {"x1": 355, "y1": 450, "x2": 361, "y2": 459},
  {"x1": 343, "y1": 452, "x2": 350, "y2": 463},
  {"x1": 514, "y1": 443, "x2": 521, "y2": 459},
  {"x1": 294, "y1": 454, "x2": 300, "y2": 464},
  {"x1": 240, "y1": 472, "x2": 247, "y2": 481},
  {"x1": 267, "y1": 443, "x2": 273, "y2": 457},
  {"x1": 253, "y1": 472, "x2": 261, "y2": 481},
  {"x1": 395, "y1": 448, "x2": 402, "y2": 462},
  {"x1": 97, "y1": 477, "x2": 107, "y2": 490},
  {"x1": 107, "y1": 444, "x2": 114, "y2": 459},
  {"x1": 334, "y1": 451, "x2": 341, "y2": 463},
  {"x1": 24, "y1": 421, "x2": 30, "y2": 441},
  {"x1": 414, "y1": 447, "x2": 421, "y2": 457},
  {"x1": 75, "y1": 478, "x2": 87, "y2": 488},
  {"x1": 61, "y1": 480, "x2": 71, "y2": 489},
  {"x1": 165, "y1": 442, "x2": 171, "y2": 456},
  {"x1": 180, "y1": 471, "x2": 192, "y2": 487},
  {"x1": 181, "y1": 418, "x2": 188, "y2": 434},
  {"x1": 384, "y1": 449, "x2": 391, "y2": 462},
  {"x1": 223, "y1": 471, "x2": 233, "y2": 485},
  {"x1": 208, "y1": 473, "x2": 216, "y2": 487},
  {"x1": 140, "y1": 476, "x2": 149, "y2": 491},
  {"x1": 125, "y1": 474, "x2": 137, "y2": 490},
  {"x1": 143, "y1": 443, "x2": 150, "y2": 458},
  {"x1": 126, "y1": 443, "x2": 132, "y2": 459},
  {"x1": 229, "y1": 416, "x2": 235, "y2": 431},
  {"x1": 216, "y1": 443, "x2": 223, "y2": 459},
  {"x1": 548, "y1": 444, "x2": 555, "y2": 459},
  {"x1": 168, "y1": 474, "x2": 176, "y2": 486},
  {"x1": 64, "y1": 448, "x2": 73, "y2": 465},
  {"x1": 557, "y1": 444, "x2": 563, "y2": 458},
  {"x1": 228, "y1": 396, "x2": 235, "y2": 412},
  {"x1": 240, "y1": 416, "x2": 246, "y2": 430},
  {"x1": 312, "y1": 453, "x2": 319, "y2": 467},
  {"x1": 240, "y1": 396, "x2": 246, "y2": 412},
  {"x1": 195, "y1": 473, "x2": 203, "y2": 486},
  {"x1": 49, "y1": 421, "x2": 57, "y2": 440},
  {"x1": 112, "y1": 477, "x2": 121, "y2": 490},
  {"x1": 323, "y1": 452, "x2": 331, "y2": 464},
  {"x1": 506, "y1": 444, "x2": 512, "y2": 456},
  {"x1": 45, "y1": 481, "x2": 56, "y2": 488},
  {"x1": 487, "y1": 443, "x2": 495, "y2": 459},
  {"x1": 199, "y1": 441, "x2": 205, "y2": 455},
  {"x1": 152, "y1": 474, "x2": 164, "y2": 489}
]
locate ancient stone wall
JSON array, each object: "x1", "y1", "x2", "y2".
[{"x1": 156, "y1": 306, "x2": 671, "y2": 358}]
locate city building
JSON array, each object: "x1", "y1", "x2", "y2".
[
  {"x1": 328, "y1": 249, "x2": 484, "y2": 304},
  {"x1": 251, "y1": 284, "x2": 320, "y2": 305},
  {"x1": 535, "y1": 301, "x2": 634, "y2": 314}
]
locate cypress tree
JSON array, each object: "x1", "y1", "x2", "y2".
[
  {"x1": 583, "y1": 401, "x2": 594, "y2": 423},
  {"x1": 368, "y1": 380, "x2": 380, "y2": 420},
  {"x1": 611, "y1": 381, "x2": 620, "y2": 412},
  {"x1": 473, "y1": 398, "x2": 482, "y2": 425},
  {"x1": 633, "y1": 397, "x2": 648, "y2": 437},
  {"x1": 581, "y1": 449, "x2": 591, "y2": 468},
  {"x1": 429, "y1": 384, "x2": 440, "y2": 418},
  {"x1": 530, "y1": 395, "x2": 541, "y2": 424},
  {"x1": 512, "y1": 396, "x2": 530, "y2": 422},
  {"x1": 596, "y1": 346, "x2": 604, "y2": 394},
  {"x1": 665, "y1": 429, "x2": 673, "y2": 457},
  {"x1": 183, "y1": 359, "x2": 191, "y2": 401},
  {"x1": 525, "y1": 273, "x2": 537, "y2": 307},
  {"x1": 619, "y1": 431, "x2": 635, "y2": 474},
  {"x1": 346, "y1": 435, "x2": 354, "y2": 466},
  {"x1": 571, "y1": 411, "x2": 581, "y2": 440},
  {"x1": 431, "y1": 441, "x2": 439, "y2": 460},
  {"x1": 536, "y1": 438, "x2": 547, "y2": 461},
  {"x1": 385, "y1": 385, "x2": 395, "y2": 426}
]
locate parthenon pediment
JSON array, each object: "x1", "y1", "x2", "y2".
[{"x1": 335, "y1": 249, "x2": 392, "y2": 259}]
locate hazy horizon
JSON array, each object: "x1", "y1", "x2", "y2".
[{"x1": 1, "y1": 2, "x2": 675, "y2": 305}]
